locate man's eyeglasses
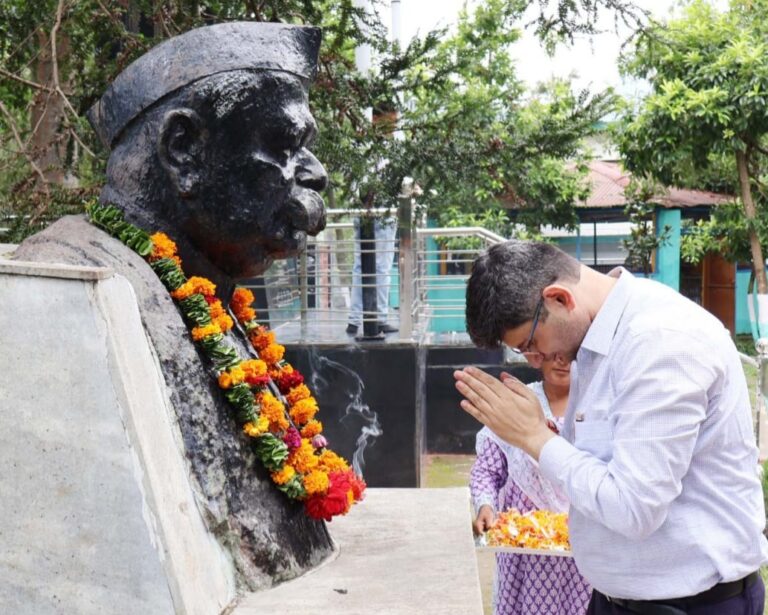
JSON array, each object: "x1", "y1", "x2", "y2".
[{"x1": 509, "y1": 297, "x2": 554, "y2": 368}]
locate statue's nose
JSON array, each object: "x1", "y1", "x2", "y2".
[{"x1": 296, "y1": 149, "x2": 328, "y2": 192}]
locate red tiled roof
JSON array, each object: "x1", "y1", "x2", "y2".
[{"x1": 580, "y1": 160, "x2": 733, "y2": 209}]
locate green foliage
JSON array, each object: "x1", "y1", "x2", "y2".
[
  {"x1": 1, "y1": 0, "x2": 622, "y2": 240},
  {"x1": 85, "y1": 201, "x2": 152, "y2": 254},
  {"x1": 225, "y1": 383, "x2": 258, "y2": 423},
  {"x1": 255, "y1": 433, "x2": 290, "y2": 472},
  {"x1": 617, "y1": 0, "x2": 768, "y2": 278},
  {"x1": 179, "y1": 294, "x2": 213, "y2": 327},
  {"x1": 277, "y1": 475, "x2": 307, "y2": 499},
  {"x1": 206, "y1": 340, "x2": 242, "y2": 371},
  {"x1": 621, "y1": 177, "x2": 671, "y2": 275},
  {"x1": 150, "y1": 258, "x2": 187, "y2": 291}
]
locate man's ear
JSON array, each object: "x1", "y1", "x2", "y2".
[
  {"x1": 157, "y1": 109, "x2": 207, "y2": 198},
  {"x1": 542, "y1": 284, "x2": 576, "y2": 312}
]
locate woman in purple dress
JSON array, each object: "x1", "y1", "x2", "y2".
[{"x1": 470, "y1": 356, "x2": 591, "y2": 615}]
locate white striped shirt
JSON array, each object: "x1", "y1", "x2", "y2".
[{"x1": 539, "y1": 268, "x2": 768, "y2": 600}]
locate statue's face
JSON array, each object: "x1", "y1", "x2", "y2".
[{"x1": 180, "y1": 72, "x2": 327, "y2": 278}]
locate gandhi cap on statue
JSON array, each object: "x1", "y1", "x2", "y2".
[{"x1": 88, "y1": 22, "x2": 321, "y2": 148}]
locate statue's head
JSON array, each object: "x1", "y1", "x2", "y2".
[{"x1": 88, "y1": 22, "x2": 327, "y2": 277}]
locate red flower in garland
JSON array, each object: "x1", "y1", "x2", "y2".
[
  {"x1": 305, "y1": 470, "x2": 355, "y2": 521},
  {"x1": 282, "y1": 427, "x2": 301, "y2": 450},
  {"x1": 276, "y1": 369, "x2": 305, "y2": 394}
]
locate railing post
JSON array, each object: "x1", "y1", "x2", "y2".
[
  {"x1": 299, "y1": 251, "x2": 308, "y2": 337},
  {"x1": 398, "y1": 190, "x2": 414, "y2": 339},
  {"x1": 757, "y1": 338, "x2": 768, "y2": 452}
]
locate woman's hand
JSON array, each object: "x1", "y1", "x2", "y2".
[{"x1": 473, "y1": 504, "x2": 496, "y2": 536}]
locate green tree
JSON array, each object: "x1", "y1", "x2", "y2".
[
  {"x1": 1, "y1": 0, "x2": 623, "y2": 240},
  {"x1": 621, "y1": 177, "x2": 671, "y2": 276},
  {"x1": 617, "y1": 0, "x2": 768, "y2": 292}
]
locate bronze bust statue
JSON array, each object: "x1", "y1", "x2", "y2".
[{"x1": 15, "y1": 22, "x2": 334, "y2": 590}]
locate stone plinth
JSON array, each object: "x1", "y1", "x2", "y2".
[
  {"x1": 234, "y1": 488, "x2": 484, "y2": 615},
  {"x1": 0, "y1": 261, "x2": 234, "y2": 614}
]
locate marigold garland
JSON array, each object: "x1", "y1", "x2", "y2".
[{"x1": 87, "y1": 202, "x2": 366, "y2": 521}]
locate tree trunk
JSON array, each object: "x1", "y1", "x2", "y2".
[
  {"x1": 736, "y1": 149, "x2": 767, "y2": 293},
  {"x1": 30, "y1": 29, "x2": 74, "y2": 187}
]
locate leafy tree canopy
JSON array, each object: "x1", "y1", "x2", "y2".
[{"x1": 1, "y1": 0, "x2": 623, "y2": 240}]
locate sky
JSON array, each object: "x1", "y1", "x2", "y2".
[{"x1": 394, "y1": 0, "x2": 727, "y2": 99}]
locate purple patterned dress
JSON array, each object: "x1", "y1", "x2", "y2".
[{"x1": 470, "y1": 382, "x2": 592, "y2": 615}]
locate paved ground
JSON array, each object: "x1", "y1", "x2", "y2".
[{"x1": 422, "y1": 454, "x2": 768, "y2": 615}]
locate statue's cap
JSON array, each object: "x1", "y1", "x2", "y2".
[{"x1": 87, "y1": 22, "x2": 321, "y2": 148}]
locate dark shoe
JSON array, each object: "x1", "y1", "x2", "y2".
[
  {"x1": 377, "y1": 322, "x2": 398, "y2": 334},
  {"x1": 345, "y1": 324, "x2": 359, "y2": 335}
]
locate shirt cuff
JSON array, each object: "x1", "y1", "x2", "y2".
[{"x1": 538, "y1": 435, "x2": 580, "y2": 487}]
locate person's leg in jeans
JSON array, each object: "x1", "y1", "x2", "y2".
[
  {"x1": 347, "y1": 217, "x2": 362, "y2": 331},
  {"x1": 375, "y1": 216, "x2": 397, "y2": 331}
]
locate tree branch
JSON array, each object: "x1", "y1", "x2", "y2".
[
  {"x1": 0, "y1": 67, "x2": 54, "y2": 92},
  {"x1": 0, "y1": 100, "x2": 50, "y2": 199}
]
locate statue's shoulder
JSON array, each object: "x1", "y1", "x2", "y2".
[{"x1": 15, "y1": 214, "x2": 139, "y2": 270}]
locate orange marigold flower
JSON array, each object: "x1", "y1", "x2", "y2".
[
  {"x1": 318, "y1": 449, "x2": 349, "y2": 473},
  {"x1": 300, "y1": 420, "x2": 323, "y2": 439},
  {"x1": 170, "y1": 280, "x2": 195, "y2": 301},
  {"x1": 271, "y1": 464, "x2": 296, "y2": 485},
  {"x1": 234, "y1": 306, "x2": 256, "y2": 323},
  {"x1": 241, "y1": 359, "x2": 268, "y2": 379},
  {"x1": 214, "y1": 313, "x2": 234, "y2": 332},
  {"x1": 208, "y1": 299, "x2": 226, "y2": 320},
  {"x1": 191, "y1": 323, "x2": 221, "y2": 341},
  {"x1": 149, "y1": 232, "x2": 178, "y2": 261},
  {"x1": 290, "y1": 397, "x2": 319, "y2": 426},
  {"x1": 258, "y1": 391, "x2": 287, "y2": 423},
  {"x1": 303, "y1": 470, "x2": 330, "y2": 495},
  {"x1": 286, "y1": 384, "x2": 312, "y2": 406},
  {"x1": 249, "y1": 328, "x2": 275, "y2": 352},
  {"x1": 231, "y1": 287, "x2": 255, "y2": 311},
  {"x1": 243, "y1": 416, "x2": 270, "y2": 437},
  {"x1": 260, "y1": 343, "x2": 285, "y2": 365},
  {"x1": 218, "y1": 365, "x2": 245, "y2": 389},
  {"x1": 289, "y1": 439, "x2": 319, "y2": 473},
  {"x1": 188, "y1": 276, "x2": 216, "y2": 297}
]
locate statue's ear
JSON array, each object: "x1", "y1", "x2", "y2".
[{"x1": 157, "y1": 109, "x2": 207, "y2": 198}]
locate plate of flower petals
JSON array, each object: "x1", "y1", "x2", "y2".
[{"x1": 475, "y1": 508, "x2": 572, "y2": 557}]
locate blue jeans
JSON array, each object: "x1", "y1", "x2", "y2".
[{"x1": 348, "y1": 216, "x2": 397, "y2": 326}]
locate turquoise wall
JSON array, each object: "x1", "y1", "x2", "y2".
[
  {"x1": 735, "y1": 268, "x2": 752, "y2": 335},
  {"x1": 655, "y1": 208, "x2": 681, "y2": 291}
]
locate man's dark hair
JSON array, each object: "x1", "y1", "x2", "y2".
[{"x1": 465, "y1": 240, "x2": 581, "y2": 348}]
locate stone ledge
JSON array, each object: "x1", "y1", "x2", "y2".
[
  {"x1": 233, "y1": 487, "x2": 483, "y2": 615},
  {"x1": 0, "y1": 258, "x2": 113, "y2": 280}
]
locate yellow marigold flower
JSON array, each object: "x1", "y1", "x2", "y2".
[
  {"x1": 260, "y1": 343, "x2": 285, "y2": 366},
  {"x1": 217, "y1": 365, "x2": 245, "y2": 389},
  {"x1": 241, "y1": 359, "x2": 268, "y2": 378},
  {"x1": 270, "y1": 415, "x2": 290, "y2": 432},
  {"x1": 191, "y1": 323, "x2": 222, "y2": 341},
  {"x1": 271, "y1": 464, "x2": 296, "y2": 485},
  {"x1": 286, "y1": 384, "x2": 312, "y2": 406},
  {"x1": 214, "y1": 313, "x2": 234, "y2": 332},
  {"x1": 188, "y1": 276, "x2": 216, "y2": 297},
  {"x1": 319, "y1": 449, "x2": 349, "y2": 473},
  {"x1": 149, "y1": 232, "x2": 178, "y2": 261},
  {"x1": 243, "y1": 416, "x2": 270, "y2": 437},
  {"x1": 300, "y1": 420, "x2": 323, "y2": 439},
  {"x1": 289, "y1": 439, "x2": 319, "y2": 473},
  {"x1": 303, "y1": 470, "x2": 330, "y2": 495},
  {"x1": 290, "y1": 397, "x2": 318, "y2": 426},
  {"x1": 249, "y1": 328, "x2": 275, "y2": 351}
]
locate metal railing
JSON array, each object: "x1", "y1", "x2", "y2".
[{"x1": 248, "y1": 196, "x2": 504, "y2": 343}]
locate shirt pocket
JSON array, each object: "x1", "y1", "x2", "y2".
[{"x1": 574, "y1": 419, "x2": 613, "y2": 462}]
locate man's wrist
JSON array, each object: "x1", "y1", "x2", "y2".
[{"x1": 524, "y1": 427, "x2": 556, "y2": 461}]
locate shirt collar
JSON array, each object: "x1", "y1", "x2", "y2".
[{"x1": 579, "y1": 267, "x2": 633, "y2": 356}]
